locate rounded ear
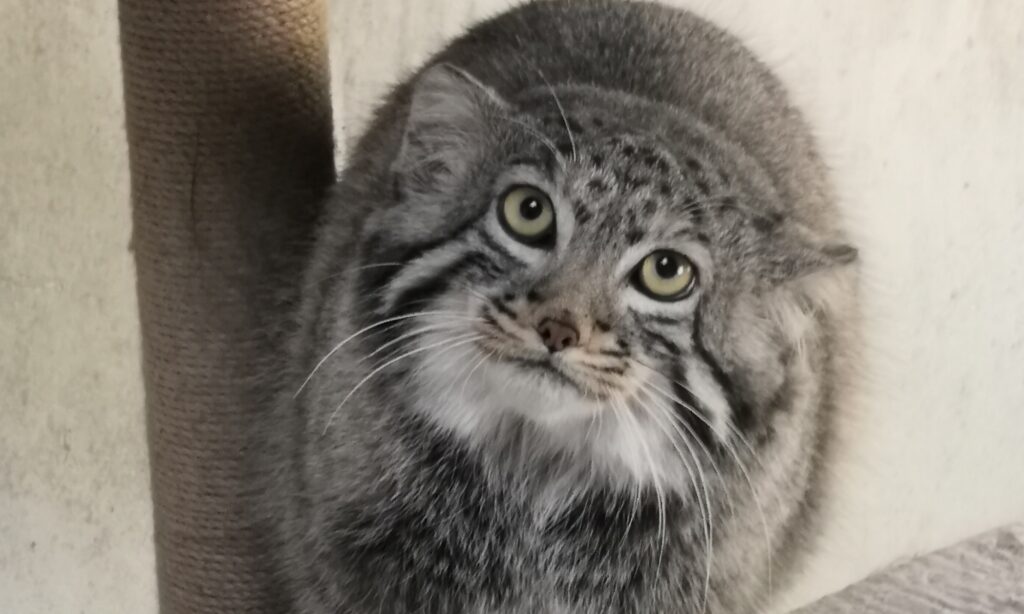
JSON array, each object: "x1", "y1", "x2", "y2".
[
  {"x1": 762, "y1": 220, "x2": 858, "y2": 284},
  {"x1": 714, "y1": 199, "x2": 857, "y2": 285},
  {"x1": 392, "y1": 64, "x2": 509, "y2": 201}
]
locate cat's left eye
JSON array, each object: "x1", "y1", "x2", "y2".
[
  {"x1": 632, "y1": 250, "x2": 698, "y2": 301},
  {"x1": 497, "y1": 185, "x2": 555, "y2": 246}
]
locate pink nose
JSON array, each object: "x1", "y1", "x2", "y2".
[{"x1": 537, "y1": 318, "x2": 580, "y2": 352}]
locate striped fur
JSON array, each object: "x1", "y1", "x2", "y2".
[{"x1": 253, "y1": 2, "x2": 860, "y2": 613}]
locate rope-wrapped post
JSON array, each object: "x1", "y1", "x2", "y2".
[{"x1": 118, "y1": 1, "x2": 335, "y2": 611}]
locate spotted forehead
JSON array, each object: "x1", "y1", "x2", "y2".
[{"x1": 531, "y1": 108, "x2": 733, "y2": 245}]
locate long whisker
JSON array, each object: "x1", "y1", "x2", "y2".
[
  {"x1": 676, "y1": 193, "x2": 740, "y2": 215},
  {"x1": 536, "y1": 69, "x2": 576, "y2": 160},
  {"x1": 459, "y1": 347, "x2": 496, "y2": 400},
  {"x1": 636, "y1": 371, "x2": 774, "y2": 603},
  {"x1": 600, "y1": 389, "x2": 642, "y2": 544},
  {"x1": 636, "y1": 383, "x2": 737, "y2": 518},
  {"x1": 632, "y1": 358, "x2": 765, "y2": 472},
  {"x1": 322, "y1": 333, "x2": 484, "y2": 434},
  {"x1": 364, "y1": 319, "x2": 484, "y2": 363},
  {"x1": 613, "y1": 393, "x2": 668, "y2": 576},
  {"x1": 629, "y1": 386, "x2": 713, "y2": 612},
  {"x1": 294, "y1": 310, "x2": 479, "y2": 398},
  {"x1": 497, "y1": 116, "x2": 564, "y2": 167}
]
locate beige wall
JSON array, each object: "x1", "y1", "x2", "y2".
[
  {"x1": 0, "y1": 1, "x2": 155, "y2": 613},
  {"x1": 2, "y1": 1, "x2": 1022, "y2": 612}
]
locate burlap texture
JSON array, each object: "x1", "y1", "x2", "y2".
[{"x1": 118, "y1": 1, "x2": 335, "y2": 611}]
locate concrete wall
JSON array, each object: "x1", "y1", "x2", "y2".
[{"x1": 2, "y1": 1, "x2": 1022, "y2": 612}]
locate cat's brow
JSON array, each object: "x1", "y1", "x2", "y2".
[
  {"x1": 507, "y1": 155, "x2": 547, "y2": 168},
  {"x1": 508, "y1": 148, "x2": 560, "y2": 180},
  {"x1": 667, "y1": 225, "x2": 702, "y2": 241}
]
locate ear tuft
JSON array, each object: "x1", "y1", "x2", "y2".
[{"x1": 392, "y1": 64, "x2": 507, "y2": 200}]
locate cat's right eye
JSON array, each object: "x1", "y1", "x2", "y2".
[
  {"x1": 497, "y1": 185, "x2": 556, "y2": 247},
  {"x1": 632, "y1": 250, "x2": 698, "y2": 301}
]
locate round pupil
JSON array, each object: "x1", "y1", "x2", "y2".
[
  {"x1": 519, "y1": 197, "x2": 543, "y2": 220},
  {"x1": 655, "y1": 255, "x2": 681, "y2": 279}
]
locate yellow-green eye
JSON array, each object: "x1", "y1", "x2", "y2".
[
  {"x1": 498, "y1": 185, "x2": 555, "y2": 246},
  {"x1": 634, "y1": 251, "x2": 698, "y2": 301}
]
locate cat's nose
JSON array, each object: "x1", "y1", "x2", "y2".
[{"x1": 537, "y1": 318, "x2": 580, "y2": 353}]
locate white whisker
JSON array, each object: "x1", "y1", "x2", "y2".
[
  {"x1": 294, "y1": 310, "x2": 480, "y2": 398},
  {"x1": 498, "y1": 116, "x2": 565, "y2": 167},
  {"x1": 322, "y1": 334, "x2": 484, "y2": 434},
  {"x1": 636, "y1": 369, "x2": 774, "y2": 604},
  {"x1": 536, "y1": 69, "x2": 577, "y2": 160},
  {"x1": 629, "y1": 385, "x2": 713, "y2": 612},
  {"x1": 613, "y1": 393, "x2": 668, "y2": 576},
  {"x1": 364, "y1": 319, "x2": 483, "y2": 363}
]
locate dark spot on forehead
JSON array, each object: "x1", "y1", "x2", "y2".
[
  {"x1": 696, "y1": 179, "x2": 711, "y2": 195},
  {"x1": 590, "y1": 153, "x2": 604, "y2": 168},
  {"x1": 641, "y1": 199, "x2": 659, "y2": 217},
  {"x1": 644, "y1": 154, "x2": 671, "y2": 175},
  {"x1": 622, "y1": 172, "x2": 647, "y2": 191},
  {"x1": 586, "y1": 178, "x2": 608, "y2": 193},
  {"x1": 626, "y1": 228, "x2": 645, "y2": 245},
  {"x1": 622, "y1": 144, "x2": 636, "y2": 157},
  {"x1": 685, "y1": 157, "x2": 703, "y2": 172},
  {"x1": 591, "y1": 117, "x2": 605, "y2": 128},
  {"x1": 556, "y1": 141, "x2": 574, "y2": 157},
  {"x1": 624, "y1": 209, "x2": 638, "y2": 227},
  {"x1": 659, "y1": 182, "x2": 673, "y2": 197},
  {"x1": 576, "y1": 208, "x2": 592, "y2": 225}
]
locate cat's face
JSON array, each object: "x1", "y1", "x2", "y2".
[{"x1": 352, "y1": 66, "x2": 853, "y2": 489}]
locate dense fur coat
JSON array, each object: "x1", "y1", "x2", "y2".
[{"x1": 252, "y1": 1, "x2": 859, "y2": 612}]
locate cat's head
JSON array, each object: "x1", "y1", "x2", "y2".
[{"x1": 351, "y1": 65, "x2": 856, "y2": 489}]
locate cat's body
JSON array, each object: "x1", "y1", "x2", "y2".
[{"x1": 254, "y1": 2, "x2": 858, "y2": 613}]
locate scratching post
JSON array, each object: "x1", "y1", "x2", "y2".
[{"x1": 118, "y1": 1, "x2": 335, "y2": 610}]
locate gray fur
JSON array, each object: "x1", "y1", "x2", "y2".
[{"x1": 252, "y1": 1, "x2": 859, "y2": 612}]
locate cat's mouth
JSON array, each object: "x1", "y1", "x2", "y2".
[{"x1": 475, "y1": 313, "x2": 633, "y2": 401}]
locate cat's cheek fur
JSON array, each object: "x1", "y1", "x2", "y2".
[{"x1": 406, "y1": 323, "x2": 691, "y2": 492}]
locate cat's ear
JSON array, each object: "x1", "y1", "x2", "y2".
[
  {"x1": 761, "y1": 220, "x2": 858, "y2": 284},
  {"x1": 721, "y1": 203, "x2": 857, "y2": 284},
  {"x1": 392, "y1": 64, "x2": 508, "y2": 200}
]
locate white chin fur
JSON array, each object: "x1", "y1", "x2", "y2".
[{"x1": 409, "y1": 328, "x2": 696, "y2": 495}]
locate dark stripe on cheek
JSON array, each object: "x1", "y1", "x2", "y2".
[
  {"x1": 648, "y1": 314, "x2": 684, "y2": 326},
  {"x1": 355, "y1": 212, "x2": 489, "y2": 320},
  {"x1": 692, "y1": 310, "x2": 755, "y2": 434},
  {"x1": 492, "y1": 299, "x2": 517, "y2": 320},
  {"x1": 478, "y1": 230, "x2": 522, "y2": 266},
  {"x1": 357, "y1": 211, "x2": 485, "y2": 295},
  {"x1": 639, "y1": 328, "x2": 680, "y2": 356},
  {"x1": 386, "y1": 251, "x2": 489, "y2": 317},
  {"x1": 669, "y1": 364, "x2": 715, "y2": 449}
]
